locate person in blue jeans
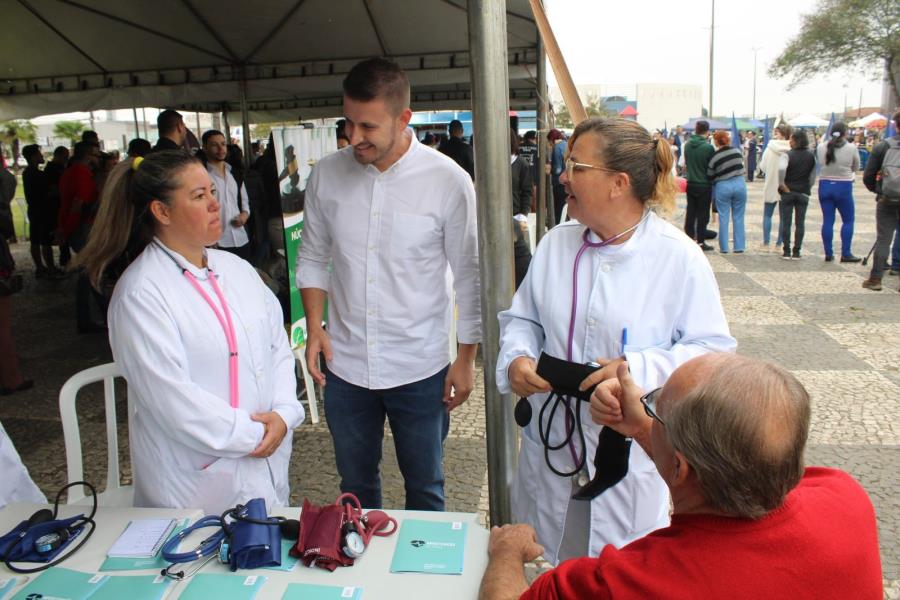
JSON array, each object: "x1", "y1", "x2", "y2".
[
  {"x1": 816, "y1": 122, "x2": 861, "y2": 262},
  {"x1": 296, "y1": 58, "x2": 482, "y2": 511},
  {"x1": 707, "y1": 131, "x2": 747, "y2": 253}
]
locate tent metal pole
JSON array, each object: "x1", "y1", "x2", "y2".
[
  {"x1": 141, "y1": 108, "x2": 148, "y2": 139},
  {"x1": 239, "y1": 68, "x2": 252, "y2": 168},
  {"x1": 467, "y1": 0, "x2": 517, "y2": 527},
  {"x1": 132, "y1": 108, "x2": 140, "y2": 139},
  {"x1": 222, "y1": 110, "x2": 232, "y2": 146},
  {"x1": 535, "y1": 21, "x2": 548, "y2": 244}
]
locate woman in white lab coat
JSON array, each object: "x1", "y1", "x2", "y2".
[
  {"x1": 497, "y1": 117, "x2": 735, "y2": 565},
  {"x1": 76, "y1": 151, "x2": 304, "y2": 514}
]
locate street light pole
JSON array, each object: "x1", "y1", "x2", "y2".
[
  {"x1": 708, "y1": 0, "x2": 715, "y2": 118},
  {"x1": 751, "y1": 46, "x2": 761, "y2": 120}
]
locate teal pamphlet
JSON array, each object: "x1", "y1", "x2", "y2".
[
  {"x1": 0, "y1": 578, "x2": 22, "y2": 600},
  {"x1": 178, "y1": 573, "x2": 267, "y2": 600},
  {"x1": 100, "y1": 518, "x2": 190, "y2": 571},
  {"x1": 389, "y1": 519, "x2": 468, "y2": 575},
  {"x1": 10, "y1": 567, "x2": 108, "y2": 600},
  {"x1": 263, "y1": 539, "x2": 300, "y2": 572},
  {"x1": 281, "y1": 583, "x2": 362, "y2": 600},
  {"x1": 90, "y1": 574, "x2": 172, "y2": 600}
]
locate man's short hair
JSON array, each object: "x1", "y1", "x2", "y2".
[
  {"x1": 449, "y1": 119, "x2": 464, "y2": 135},
  {"x1": 342, "y1": 57, "x2": 410, "y2": 115},
  {"x1": 52, "y1": 146, "x2": 69, "y2": 159},
  {"x1": 127, "y1": 138, "x2": 152, "y2": 157},
  {"x1": 22, "y1": 144, "x2": 41, "y2": 163},
  {"x1": 81, "y1": 130, "x2": 99, "y2": 144},
  {"x1": 695, "y1": 120, "x2": 710, "y2": 135},
  {"x1": 524, "y1": 130, "x2": 537, "y2": 141},
  {"x1": 157, "y1": 109, "x2": 184, "y2": 136},
  {"x1": 72, "y1": 141, "x2": 97, "y2": 161},
  {"x1": 201, "y1": 129, "x2": 225, "y2": 145},
  {"x1": 893, "y1": 110, "x2": 900, "y2": 132},
  {"x1": 665, "y1": 355, "x2": 810, "y2": 519}
]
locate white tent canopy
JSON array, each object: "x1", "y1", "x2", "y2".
[
  {"x1": 787, "y1": 113, "x2": 830, "y2": 127},
  {"x1": 849, "y1": 112, "x2": 887, "y2": 128},
  {"x1": 0, "y1": 0, "x2": 539, "y2": 122}
]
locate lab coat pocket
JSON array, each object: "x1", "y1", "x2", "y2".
[
  {"x1": 390, "y1": 212, "x2": 439, "y2": 260},
  {"x1": 175, "y1": 457, "x2": 238, "y2": 514}
]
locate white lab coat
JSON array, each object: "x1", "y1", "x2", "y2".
[
  {"x1": 497, "y1": 213, "x2": 735, "y2": 564},
  {"x1": 0, "y1": 420, "x2": 46, "y2": 508},
  {"x1": 108, "y1": 240, "x2": 304, "y2": 514}
]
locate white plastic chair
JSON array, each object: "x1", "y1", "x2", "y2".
[
  {"x1": 58, "y1": 362, "x2": 134, "y2": 506},
  {"x1": 292, "y1": 346, "x2": 321, "y2": 424}
]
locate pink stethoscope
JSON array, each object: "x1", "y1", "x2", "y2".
[
  {"x1": 556, "y1": 211, "x2": 650, "y2": 474},
  {"x1": 156, "y1": 242, "x2": 239, "y2": 409}
]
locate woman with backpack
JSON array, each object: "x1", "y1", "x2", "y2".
[{"x1": 816, "y1": 122, "x2": 861, "y2": 262}]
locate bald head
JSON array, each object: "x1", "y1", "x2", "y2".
[{"x1": 660, "y1": 353, "x2": 811, "y2": 519}]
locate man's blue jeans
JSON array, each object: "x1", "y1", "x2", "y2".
[
  {"x1": 324, "y1": 365, "x2": 450, "y2": 511},
  {"x1": 714, "y1": 177, "x2": 747, "y2": 252}
]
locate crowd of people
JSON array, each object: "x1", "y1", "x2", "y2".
[
  {"x1": 668, "y1": 115, "x2": 900, "y2": 278},
  {"x1": 0, "y1": 55, "x2": 892, "y2": 598}
]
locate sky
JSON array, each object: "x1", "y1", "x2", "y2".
[{"x1": 544, "y1": 0, "x2": 886, "y2": 118}]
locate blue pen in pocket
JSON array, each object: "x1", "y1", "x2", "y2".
[{"x1": 620, "y1": 327, "x2": 628, "y2": 355}]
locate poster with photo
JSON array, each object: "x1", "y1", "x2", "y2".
[{"x1": 272, "y1": 125, "x2": 335, "y2": 349}]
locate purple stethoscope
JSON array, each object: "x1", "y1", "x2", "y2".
[
  {"x1": 548, "y1": 211, "x2": 649, "y2": 480},
  {"x1": 156, "y1": 242, "x2": 239, "y2": 409}
]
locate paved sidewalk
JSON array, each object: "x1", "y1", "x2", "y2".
[{"x1": 1, "y1": 179, "x2": 896, "y2": 596}]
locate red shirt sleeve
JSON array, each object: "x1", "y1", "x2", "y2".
[{"x1": 519, "y1": 557, "x2": 612, "y2": 600}]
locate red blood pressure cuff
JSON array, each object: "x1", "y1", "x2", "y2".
[{"x1": 292, "y1": 499, "x2": 353, "y2": 571}]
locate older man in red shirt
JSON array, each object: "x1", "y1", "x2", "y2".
[
  {"x1": 479, "y1": 353, "x2": 883, "y2": 600},
  {"x1": 58, "y1": 141, "x2": 100, "y2": 252}
]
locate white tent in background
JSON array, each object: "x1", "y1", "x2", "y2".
[
  {"x1": 849, "y1": 112, "x2": 887, "y2": 128},
  {"x1": 788, "y1": 113, "x2": 830, "y2": 127}
]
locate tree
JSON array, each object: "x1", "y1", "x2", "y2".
[
  {"x1": 251, "y1": 122, "x2": 295, "y2": 143},
  {"x1": 0, "y1": 120, "x2": 37, "y2": 172},
  {"x1": 53, "y1": 120, "x2": 85, "y2": 145},
  {"x1": 768, "y1": 0, "x2": 900, "y2": 110},
  {"x1": 552, "y1": 93, "x2": 615, "y2": 129}
]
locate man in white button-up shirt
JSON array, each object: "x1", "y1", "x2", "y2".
[
  {"x1": 297, "y1": 58, "x2": 481, "y2": 511},
  {"x1": 203, "y1": 130, "x2": 250, "y2": 259}
]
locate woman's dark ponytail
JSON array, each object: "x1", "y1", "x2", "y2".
[{"x1": 825, "y1": 122, "x2": 848, "y2": 165}]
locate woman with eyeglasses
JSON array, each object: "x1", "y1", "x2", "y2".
[
  {"x1": 75, "y1": 151, "x2": 305, "y2": 514},
  {"x1": 497, "y1": 117, "x2": 735, "y2": 565}
]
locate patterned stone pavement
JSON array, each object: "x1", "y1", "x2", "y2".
[{"x1": 1, "y1": 179, "x2": 896, "y2": 597}]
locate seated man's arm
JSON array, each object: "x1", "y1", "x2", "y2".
[{"x1": 479, "y1": 525, "x2": 544, "y2": 600}]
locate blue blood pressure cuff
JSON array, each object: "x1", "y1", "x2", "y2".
[
  {"x1": 0, "y1": 514, "x2": 86, "y2": 563},
  {"x1": 224, "y1": 498, "x2": 281, "y2": 571}
]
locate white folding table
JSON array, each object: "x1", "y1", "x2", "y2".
[{"x1": 0, "y1": 503, "x2": 489, "y2": 600}]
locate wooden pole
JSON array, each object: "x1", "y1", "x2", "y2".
[{"x1": 527, "y1": 0, "x2": 587, "y2": 125}]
